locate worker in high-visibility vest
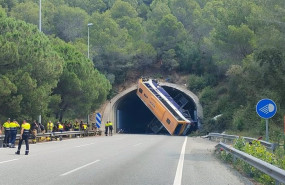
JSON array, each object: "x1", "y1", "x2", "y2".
[
  {"x1": 58, "y1": 122, "x2": 64, "y2": 141},
  {"x1": 108, "y1": 121, "x2": 113, "y2": 136},
  {"x1": 83, "y1": 123, "x2": 87, "y2": 130},
  {"x1": 3, "y1": 118, "x2": 11, "y2": 147},
  {"x1": 9, "y1": 119, "x2": 20, "y2": 148},
  {"x1": 47, "y1": 121, "x2": 54, "y2": 133},
  {"x1": 73, "y1": 121, "x2": 80, "y2": 131},
  {"x1": 73, "y1": 121, "x2": 80, "y2": 137},
  {"x1": 58, "y1": 122, "x2": 64, "y2": 132},
  {"x1": 15, "y1": 120, "x2": 30, "y2": 155},
  {"x1": 105, "y1": 121, "x2": 109, "y2": 136},
  {"x1": 83, "y1": 123, "x2": 88, "y2": 136}
]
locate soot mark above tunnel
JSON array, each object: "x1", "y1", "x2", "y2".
[{"x1": 116, "y1": 87, "x2": 197, "y2": 134}]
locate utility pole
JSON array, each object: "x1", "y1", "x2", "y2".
[
  {"x1": 87, "y1": 23, "x2": 93, "y2": 59},
  {"x1": 38, "y1": 0, "x2": 42, "y2": 124},
  {"x1": 39, "y1": 0, "x2": 41, "y2": 32},
  {"x1": 87, "y1": 23, "x2": 93, "y2": 124}
]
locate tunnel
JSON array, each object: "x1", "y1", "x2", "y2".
[{"x1": 101, "y1": 82, "x2": 203, "y2": 135}]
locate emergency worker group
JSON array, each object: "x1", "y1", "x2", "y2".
[
  {"x1": 1, "y1": 118, "x2": 97, "y2": 155},
  {"x1": 2, "y1": 118, "x2": 30, "y2": 155},
  {"x1": 105, "y1": 121, "x2": 113, "y2": 136}
]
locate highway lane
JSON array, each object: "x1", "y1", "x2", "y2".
[{"x1": 0, "y1": 134, "x2": 252, "y2": 185}]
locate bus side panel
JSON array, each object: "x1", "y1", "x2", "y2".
[
  {"x1": 149, "y1": 97, "x2": 166, "y2": 121},
  {"x1": 137, "y1": 82, "x2": 165, "y2": 121},
  {"x1": 161, "y1": 112, "x2": 178, "y2": 135},
  {"x1": 178, "y1": 123, "x2": 187, "y2": 136}
]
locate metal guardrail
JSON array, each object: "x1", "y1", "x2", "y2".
[
  {"x1": 0, "y1": 130, "x2": 98, "y2": 147},
  {"x1": 217, "y1": 142, "x2": 285, "y2": 185},
  {"x1": 208, "y1": 133, "x2": 277, "y2": 151}
]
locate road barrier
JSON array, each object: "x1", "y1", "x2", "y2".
[
  {"x1": 207, "y1": 133, "x2": 277, "y2": 151},
  {"x1": 0, "y1": 130, "x2": 99, "y2": 147},
  {"x1": 217, "y1": 142, "x2": 285, "y2": 185}
]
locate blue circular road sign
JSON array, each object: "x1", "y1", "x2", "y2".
[{"x1": 256, "y1": 99, "x2": 277, "y2": 119}]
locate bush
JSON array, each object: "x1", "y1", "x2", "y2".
[
  {"x1": 221, "y1": 138, "x2": 285, "y2": 185},
  {"x1": 188, "y1": 74, "x2": 207, "y2": 92}
]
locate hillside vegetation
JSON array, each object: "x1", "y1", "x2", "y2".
[{"x1": 0, "y1": 0, "x2": 284, "y2": 138}]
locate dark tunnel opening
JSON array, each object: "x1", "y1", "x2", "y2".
[{"x1": 116, "y1": 87, "x2": 197, "y2": 135}]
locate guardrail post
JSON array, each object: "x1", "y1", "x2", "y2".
[
  {"x1": 0, "y1": 138, "x2": 3, "y2": 148},
  {"x1": 233, "y1": 155, "x2": 236, "y2": 163}
]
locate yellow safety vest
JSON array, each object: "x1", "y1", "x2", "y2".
[
  {"x1": 47, "y1": 122, "x2": 53, "y2": 130},
  {"x1": 10, "y1": 121, "x2": 20, "y2": 128},
  {"x1": 58, "y1": 124, "x2": 63, "y2": 129},
  {"x1": 3, "y1": 122, "x2": 10, "y2": 129},
  {"x1": 105, "y1": 123, "x2": 109, "y2": 127},
  {"x1": 22, "y1": 123, "x2": 31, "y2": 131},
  {"x1": 83, "y1": 124, "x2": 87, "y2": 130},
  {"x1": 74, "y1": 123, "x2": 79, "y2": 129},
  {"x1": 109, "y1": 122, "x2": 113, "y2": 126}
]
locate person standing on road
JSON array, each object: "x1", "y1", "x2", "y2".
[
  {"x1": 105, "y1": 121, "x2": 109, "y2": 136},
  {"x1": 39, "y1": 122, "x2": 45, "y2": 133},
  {"x1": 109, "y1": 121, "x2": 113, "y2": 136},
  {"x1": 9, "y1": 119, "x2": 20, "y2": 148},
  {"x1": 83, "y1": 123, "x2": 88, "y2": 137},
  {"x1": 73, "y1": 121, "x2": 80, "y2": 137},
  {"x1": 58, "y1": 122, "x2": 64, "y2": 141},
  {"x1": 3, "y1": 118, "x2": 11, "y2": 147},
  {"x1": 80, "y1": 121, "x2": 84, "y2": 131},
  {"x1": 73, "y1": 121, "x2": 80, "y2": 131},
  {"x1": 31, "y1": 120, "x2": 38, "y2": 144},
  {"x1": 47, "y1": 121, "x2": 53, "y2": 133},
  {"x1": 15, "y1": 120, "x2": 30, "y2": 155},
  {"x1": 58, "y1": 122, "x2": 64, "y2": 133}
]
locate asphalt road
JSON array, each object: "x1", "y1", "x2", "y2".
[{"x1": 0, "y1": 134, "x2": 252, "y2": 185}]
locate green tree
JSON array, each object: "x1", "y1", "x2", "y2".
[
  {"x1": 0, "y1": 0, "x2": 17, "y2": 11},
  {"x1": 109, "y1": 0, "x2": 143, "y2": 40},
  {"x1": 169, "y1": 0, "x2": 201, "y2": 33},
  {"x1": 53, "y1": 5, "x2": 89, "y2": 42},
  {"x1": 51, "y1": 38, "x2": 111, "y2": 120},
  {"x1": 90, "y1": 12, "x2": 134, "y2": 83},
  {"x1": 151, "y1": 14, "x2": 187, "y2": 70},
  {"x1": 64, "y1": 0, "x2": 107, "y2": 14},
  {"x1": 10, "y1": 1, "x2": 38, "y2": 25},
  {"x1": 0, "y1": 7, "x2": 63, "y2": 120}
]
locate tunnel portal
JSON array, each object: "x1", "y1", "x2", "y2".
[{"x1": 115, "y1": 86, "x2": 198, "y2": 135}]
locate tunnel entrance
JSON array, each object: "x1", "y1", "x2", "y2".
[{"x1": 115, "y1": 86, "x2": 198, "y2": 135}]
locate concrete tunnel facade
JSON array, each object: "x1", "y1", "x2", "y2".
[{"x1": 101, "y1": 82, "x2": 203, "y2": 134}]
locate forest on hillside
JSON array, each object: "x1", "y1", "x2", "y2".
[{"x1": 0, "y1": 0, "x2": 284, "y2": 137}]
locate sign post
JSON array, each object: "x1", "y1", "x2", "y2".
[
  {"x1": 256, "y1": 99, "x2": 277, "y2": 142},
  {"x1": 96, "y1": 113, "x2": 102, "y2": 128},
  {"x1": 283, "y1": 115, "x2": 285, "y2": 150}
]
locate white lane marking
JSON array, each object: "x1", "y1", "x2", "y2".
[
  {"x1": 173, "y1": 137, "x2": 187, "y2": 185},
  {"x1": 75, "y1": 143, "x2": 95, "y2": 148},
  {"x1": 0, "y1": 159, "x2": 19, "y2": 164},
  {"x1": 133, "y1": 143, "x2": 142, "y2": 147},
  {"x1": 60, "y1": 160, "x2": 100, "y2": 176}
]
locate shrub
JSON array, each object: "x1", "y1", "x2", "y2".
[
  {"x1": 188, "y1": 74, "x2": 207, "y2": 92},
  {"x1": 219, "y1": 137, "x2": 285, "y2": 185}
]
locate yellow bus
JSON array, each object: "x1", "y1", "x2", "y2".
[{"x1": 136, "y1": 78, "x2": 192, "y2": 136}]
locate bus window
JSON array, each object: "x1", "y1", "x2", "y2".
[{"x1": 166, "y1": 119, "x2": 171, "y2": 124}]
